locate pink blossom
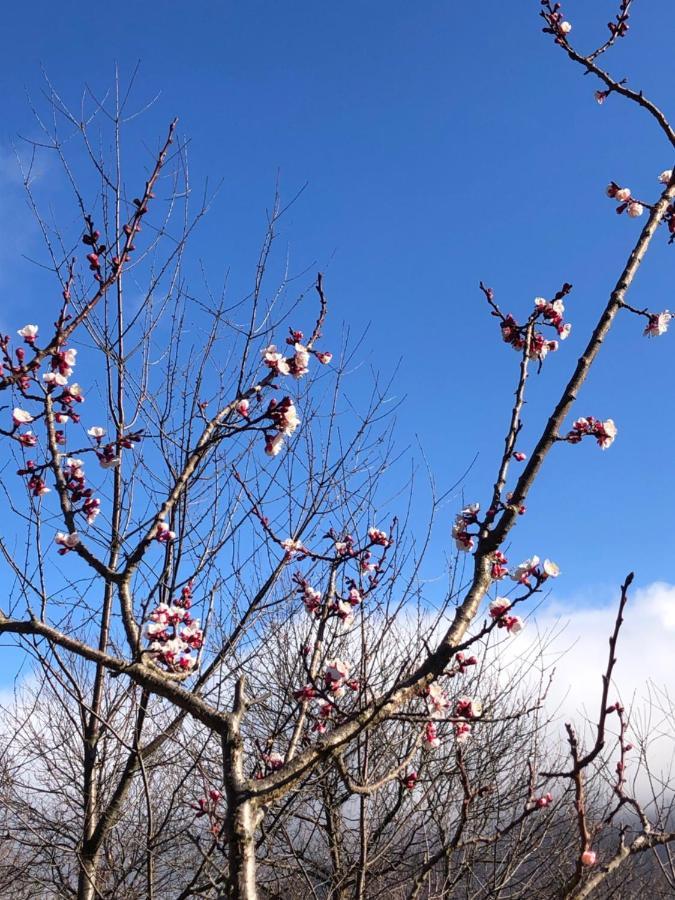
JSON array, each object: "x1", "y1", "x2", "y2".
[
  {"x1": 581, "y1": 850, "x2": 597, "y2": 867},
  {"x1": 269, "y1": 397, "x2": 300, "y2": 436},
  {"x1": 360, "y1": 553, "x2": 377, "y2": 573},
  {"x1": 67, "y1": 383, "x2": 84, "y2": 402},
  {"x1": 12, "y1": 408, "x2": 34, "y2": 426},
  {"x1": 181, "y1": 619, "x2": 204, "y2": 649},
  {"x1": 17, "y1": 431, "x2": 37, "y2": 447},
  {"x1": 452, "y1": 503, "x2": 479, "y2": 553},
  {"x1": 17, "y1": 324, "x2": 38, "y2": 343},
  {"x1": 627, "y1": 201, "x2": 644, "y2": 218},
  {"x1": 568, "y1": 415, "x2": 617, "y2": 449},
  {"x1": 491, "y1": 550, "x2": 509, "y2": 580},
  {"x1": 29, "y1": 478, "x2": 50, "y2": 497},
  {"x1": 289, "y1": 343, "x2": 310, "y2": 378},
  {"x1": 281, "y1": 538, "x2": 305, "y2": 558},
  {"x1": 543, "y1": 559, "x2": 560, "y2": 578},
  {"x1": 503, "y1": 615, "x2": 524, "y2": 634},
  {"x1": 347, "y1": 587, "x2": 362, "y2": 606},
  {"x1": 644, "y1": 311, "x2": 672, "y2": 337},
  {"x1": 325, "y1": 658, "x2": 349, "y2": 690},
  {"x1": 658, "y1": 169, "x2": 673, "y2": 185},
  {"x1": 155, "y1": 521, "x2": 176, "y2": 543},
  {"x1": 511, "y1": 556, "x2": 540, "y2": 584},
  {"x1": 63, "y1": 349, "x2": 77, "y2": 370},
  {"x1": 264, "y1": 751, "x2": 284, "y2": 770},
  {"x1": 426, "y1": 682, "x2": 449, "y2": 716},
  {"x1": 55, "y1": 532, "x2": 80, "y2": 554},
  {"x1": 98, "y1": 455, "x2": 120, "y2": 469},
  {"x1": 404, "y1": 771, "x2": 418, "y2": 790},
  {"x1": 237, "y1": 399, "x2": 250, "y2": 417},
  {"x1": 529, "y1": 333, "x2": 558, "y2": 361},
  {"x1": 84, "y1": 497, "x2": 101, "y2": 524},
  {"x1": 87, "y1": 426, "x2": 106, "y2": 439},
  {"x1": 43, "y1": 372, "x2": 69, "y2": 387},
  {"x1": 294, "y1": 684, "x2": 317, "y2": 702},
  {"x1": 614, "y1": 187, "x2": 631, "y2": 203},
  {"x1": 559, "y1": 20, "x2": 572, "y2": 34},
  {"x1": 452, "y1": 526, "x2": 474, "y2": 553},
  {"x1": 64, "y1": 458, "x2": 85, "y2": 480},
  {"x1": 596, "y1": 418, "x2": 617, "y2": 449},
  {"x1": 454, "y1": 721, "x2": 472, "y2": 744},
  {"x1": 489, "y1": 597, "x2": 512, "y2": 618},
  {"x1": 262, "y1": 345, "x2": 291, "y2": 376},
  {"x1": 302, "y1": 585, "x2": 322, "y2": 615},
  {"x1": 456, "y1": 696, "x2": 482, "y2": 719},
  {"x1": 336, "y1": 600, "x2": 355, "y2": 626},
  {"x1": 535, "y1": 792, "x2": 553, "y2": 809},
  {"x1": 513, "y1": 451, "x2": 527, "y2": 462},
  {"x1": 595, "y1": 90, "x2": 608, "y2": 105},
  {"x1": 144, "y1": 599, "x2": 203, "y2": 672},
  {"x1": 265, "y1": 433, "x2": 284, "y2": 456},
  {"x1": 55, "y1": 413, "x2": 70, "y2": 424},
  {"x1": 315, "y1": 351, "x2": 332, "y2": 365},
  {"x1": 368, "y1": 527, "x2": 391, "y2": 547},
  {"x1": 146, "y1": 621, "x2": 169, "y2": 640},
  {"x1": 423, "y1": 721, "x2": 441, "y2": 750}
]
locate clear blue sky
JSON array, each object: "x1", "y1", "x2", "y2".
[{"x1": 1, "y1": 1, "x2": 674, "y2": 618}]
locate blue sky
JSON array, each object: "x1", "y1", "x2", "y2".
[{"x1": 1, "y1": 0, "x2": 674, "y2": 625}]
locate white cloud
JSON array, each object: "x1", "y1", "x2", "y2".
[
  {"x1": 505, "y1": 581, "x2": 675, "y2": 801},
  {"x1": 528, "y1": 581, "x2": 675, "y2": 722}
]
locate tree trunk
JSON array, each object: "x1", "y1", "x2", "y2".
[
  {"x1": 227, "y1": 800, "x2": 259, "y2": 900},
  {"x1": 77, "y1": 851, "x2": 99, "y2": 900}
]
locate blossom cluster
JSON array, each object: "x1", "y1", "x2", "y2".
[
  {"x1": 191, "y1": 788, "x2": 223, "y2": 836},
  {"x1": 500, "y1": 315, "x2": 558, "y2": 363},
  {"x1": 606, "y1": 182, "x2": 644, "y2": 218},
  {"x1": 500, "y1": 291, "x2": 572, "y2": 364},
  {"x1": 452, "y1": 503, "x2": 479, "y2": 552},
  {"x1": 532, "y1": 791, "x2": 554, "y2": 809},
  {"x1": 264, "y1": 396, "x2": 301, "y2": 457},
  {"x1": 64, "y1": 457, "x2": 101, "y2": 524},
  {"x1": 155, "y1": 520, "x2": 176, "y2": 543},
  {"x1": 488, "y1": 556, "x2": 559, "y2": 632},
  {"x1": 534, "y1": 296, "x2": 572, "y2": 341},
  {"x1": 489, "y1": 597, "x2": 524, "y2": 635},
  {"x1": 330, "y1": 526, "x2": 392, "y2": 576},
  {"x1": 421, "y1": 693, "x2": 483, "y2": 750},
  {"x1": 16, "y1": 459, "x2": 50, "y2": 498},
  {"x1": 565, "y1": 416, "x2": 617, "y2": 449},
  {"x1": 419, "y1": 676, "x2": 483, "y2": 752},
  {"x1": 295, "y1": 574, "x2": 363, "y2": 628},
  {"x1": 511, "y1": 555, "x2": 560, "y2": 586},
  {"x1": 540, "y1": 2, "x2": 572, "y2": 44},
  {"x1": 8, "y1": 323, "x2": 143, "y2": 539},
  {"x1": 144, "y1": 582, "x2": 203, "y2": 673},
  {"x1": 293, "y1": 658, "x2": 359, "y2": 734},
  {"x1": 643, "y1": 311, "x2": 672, "y2": 337},
  {"x1": 259, "y1": 329, "x2": 331, "y2": 457}
]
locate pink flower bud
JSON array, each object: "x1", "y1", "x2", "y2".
[{"x1": 581, "y1": 850, "x2": 597, "y2": 867}]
